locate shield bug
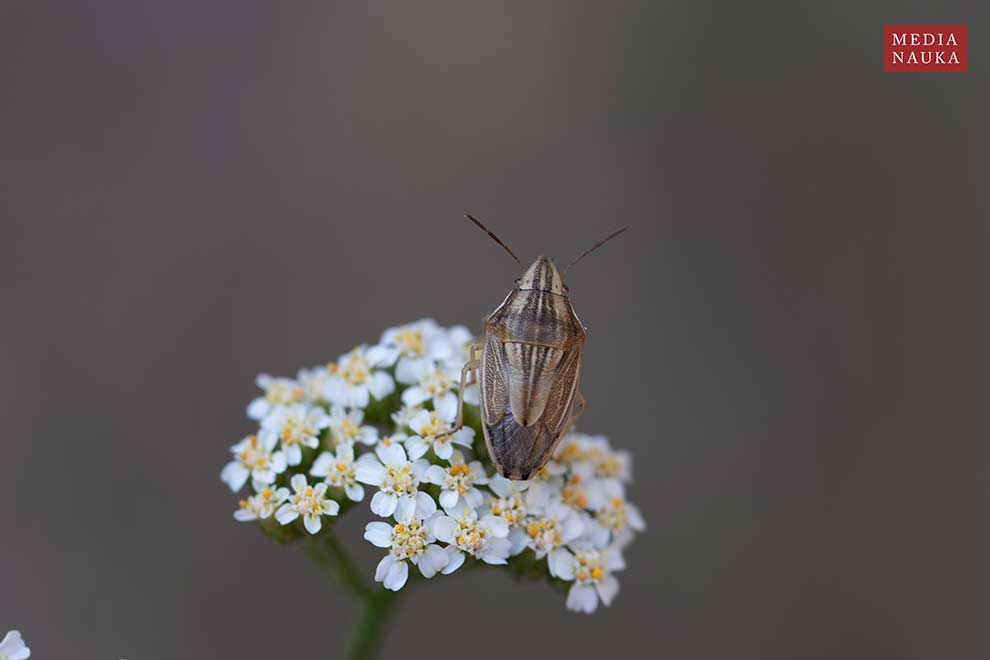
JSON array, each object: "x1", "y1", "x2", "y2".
[{"x1": 441, "y1": 214, "x2": 626, "y2": 480}]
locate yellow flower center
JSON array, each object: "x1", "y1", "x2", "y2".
[
  {"x1": 573, "y1": 550, "x2": 606, "y2": 585},
  {"x1": 265, "y1": 382, "x2": 303, "y2": 405},
  {"x1": 394, "y1": 329, "x2": 426, "y2": 357},
  {"x1": 417, "y1": 412, "x2": 447, "y2": 440},
  {"x1": 444, "y1": 462, "x2": 476, "y2": 495},
  {"x1": 337, "y1": 351, "x2": 371, "y2": 385},
  {"x1": 280, "y1": 416, "x2": 316, "y2": 446},
  {"x1": 596, "y1": 498, "x2": 629, "y2": 531},
  {"x1": 294, "y1": 488, "x2": 326, "y2": 516},
  {"x1": 453, "y1": 515, "x2": 488, "y2": 554},
  {"x1": 419, "y1": 369, "x2": 452, "y2": 396},
  {"x1": 491, "y1": 495, "x2": 525, "y2": 526},
  {"x1": 526, "y1": 517, "x2": 562, "y2": 550},
  {"x1": 384, "y1": 464, "x2": 417, "y2": 495},
  {"x1": 390, "y1": 519, "x2": 428, "y2": 558},
  {"x1": 238, "y1": 435, "x2": 272, "y2": 470},
  {"x1": 562, "y1": 475, "x2": 588, "y2": 509}
]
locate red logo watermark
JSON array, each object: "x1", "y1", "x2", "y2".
[{"x1": 884, "y1": 24, "x2": 967, "y2": 72}]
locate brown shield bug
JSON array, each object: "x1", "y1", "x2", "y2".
[{"x1": 441, "y1": 214, "x2": 626, "y2": 480}]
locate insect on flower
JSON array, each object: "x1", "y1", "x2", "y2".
[{"x1": 440, "y1": 215, "x2": 626, "y2": 480}]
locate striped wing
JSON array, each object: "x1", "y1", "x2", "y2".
[{"x1": 480, "y1": 335, "x2": 582, "y2": 479}]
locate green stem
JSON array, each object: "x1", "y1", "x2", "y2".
[
  {"x1": 346, "y1": 589, "x2": 401, "y2": 660},
  {"x1": 304, "y1": 531, "x2": 402, "y2": 660},
  {"x1": 305, "y1": 531, "x2": 373, "y2": 600}
]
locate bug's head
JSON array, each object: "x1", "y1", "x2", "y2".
[{"x1": 518, "y1": 255, "x2": 566, "y2": 295}]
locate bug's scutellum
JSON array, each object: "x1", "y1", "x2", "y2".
[{"x1": 440, "y1": 215, "x2": 626, "y2": 480}]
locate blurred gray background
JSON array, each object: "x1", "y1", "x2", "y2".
[{"x1": 2, "y1": 1, "x2": 988, "y2": 658}]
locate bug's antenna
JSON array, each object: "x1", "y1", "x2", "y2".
[
  {"x1": 564, "y1": 227, "x2": 628, "y2": 275},
  {"x1": 464, "y1": 214, "x2": 522, "y2": 267}
]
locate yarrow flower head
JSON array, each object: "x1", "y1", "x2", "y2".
[
  {"x1": 324, "y1": 345, "x2": 395, "y2": 408},
  {"x1": 222, "y1": 320, "x2": 644, "y2": 615},
  {"x1": 325, "y1": 405, "x2": 377, "y2": 447},
  {"x1": 425, "y1": 450, "x2": 488, "y2": 509},
  {"x1": 275, "y1": 474, "x2": 340, "y2": 534},
  {"x1": 550, "y1": 544, "x2": 626, "y2": 614},
  {"x1": 260, "y1": 403, "x2": 329, "y2": 465},
  {"x1": 363, "y1": 497, "x2": 448, "y2": 591},
  {"x1": 402, "y1": 397, "x2": 474, "y2": 461},
  {"x1": 221, "y1": 434, "x2": 287, "y2": 492},
  {"x1": 310, "y1": 443, "x2": 365, "y2": 502},
  {"x1": 354, "y1": 441, "x2": 431, "y2": 521},
  {"x1": 431, "y1": 500, "x2": 512, "y2": 572},
  {"x1": 234, "y1": 484, "x2": 288, "y2": 521},
  {"x1": 247, "y1": 373, "x2": 304, "y2": 420}
]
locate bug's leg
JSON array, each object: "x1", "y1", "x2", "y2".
[
  {"x1": 558, "y1": 391, "x2": 586, "y2": 438},
  {"x1": 437, "y1": 357, "x2": 480, "y2": 439}
]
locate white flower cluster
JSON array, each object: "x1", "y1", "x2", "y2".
[{"x1": 222, "y1": 319, "x2": 644, "y2": 613}]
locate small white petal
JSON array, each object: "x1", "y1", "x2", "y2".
[
  {"x1": 310, "y1": 452, "x2": 333, "y2": 477},
  {"x1": 269, "y1": 452, "x2": 287, "y2": 473},
  {"x1": 562, "y1": 513, "x2": 585, "y2": 542},
  {"x1": 508, "y1": 528, "x2": 529, "y2": 556},
  {"x1": 548, "y1": 548, "x2": 576, "y2": 580},
  {"x1": 368, "y1": 371, "x2": 395, "y2": 400},
  {"x1": 604, "y1": 548, "x2": 626, "y2": 572},
  {"x1": 1, "y1": 630, "x2": 24, "y2": 654},
  {"x1": 434, "y1": 442, "x2": 453, "y2": 461},
  {"x1": 250, "y1": 467, "x2": 276, "y2": 484},
  {"x1": 290, "y1": 474, "x2": 308, "y2": 493},
  {"x1": 463, "y1": 488, "x2": 484, "y2": 510},
  {"x1": 450, "y1": 427, "x2": 474, "y2": 447},
  {"x1": 383, "y1": 558, "x2": 409, "y2": 591},
  {"x1": 418, "y1": 544, "x2": 449, "y2": 578},
  {"x1": 275, "y1": 505, "x2": 298, "y2": 526},
  {"x1": 628, "y1": 503, "x2": 646, "y2": 531},
  {"x1": 375, "y1": 554, "x2": 395, "y2": 582},
  {"x1": 415, "y1": 490, "x2": 438, "y2": 518},
  {"x1": 345, "y1": 483, "x2": 365, "y2": 502},
  {"x1": 357, "y1": 427, "x2": 378, "y2": 446},
  {"x1": 483, "y1": 537, "x2": 512, "y2": 564},
  {"x1": 221, "y1": 463, "x2": 249, "y2": 492},
  {"x1": 431, "y1": 515, "x2": 457, "y2": 544},
  {"x1": 434, "y1": 392, "x2": 457, "y2": 415},
  {"x1": 370, "y1": 491, "x2": 398, "y2": 517},
  {"x1": 375, "y1": 441, "x2": 407, "y2": 466},
  {"x1": 364, "y1": 522, "x2": 394, "y2": 548},
  {"x1": 596, "y1": 574, "x2": 620, "y2": 606},
  {"x1": 441, "y1": 546, "x2": 466, "y2": 574},
  {"x1": 482, "y1": 514, "x2": 509, "y2": 538},
  {"x1": 354, "y1": 461, "x2": 387, "y2": 486},
  {"x1": 404, "y1": 438, "x2": 428, "y2": 460},
  {"x1": 395, "y1": 356, "x2": 430, "y2": 384},
  {"x1": 401, "y1": 387, "x2": 430, "y2": 407},
  {"x1": 566, "y1": 584, "x2": 599, "y2": 614},
  {"x1": 258, "y1": 428, "x2": 280, "y2": 450},
  {"x1": 439, "y1": 488, "x2": 458, "y2": 509},
  {"x1": 394, "y1": 495, "x2": 417, "y2": 524},
  {"x1": 434, "y1": 394, "x2": 457, "y2": 421},
  {"x1": 303, "y1": 514, "x2": 322, "y2": 535},
  {"x1": 424, "y1": 465, "x2": 447, "y2": 485},
  {"x1": 247, "y1": 398, "x2": 268, "y2": 420}
]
